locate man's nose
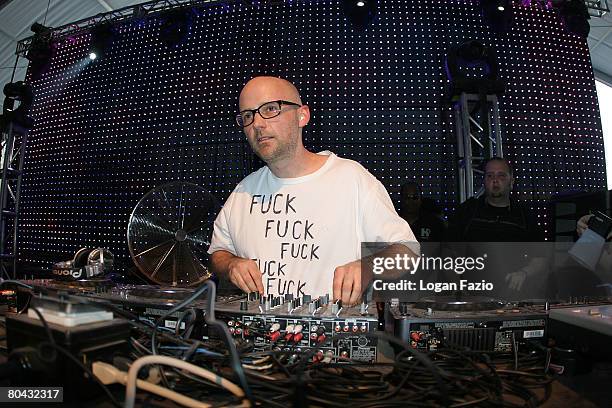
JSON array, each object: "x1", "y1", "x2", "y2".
[{"x1": 252, "y1": 112, "x2": 267, "y2": 129}]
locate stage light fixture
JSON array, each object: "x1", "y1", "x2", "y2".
[
  {"x1": 1, "y1": 81, "x2": 34, "y2": 130},
  {"x1": 30, "y1": 22, "x2": 51, "y2": 35},
  {"x1": 559, "y1": 0, "x2": 590, "y2": 38},
  {"x1": 445, "y1": 40, "x2": 505, "y2": 97},
  {"x1": 26, "y1": 22, "x2": 54, "y2": 81},
  {"x1": 342, "y1": 0, "x2": 378, "y2": 31},
  {"x1": 133, "y1": 5, "x2": 148, "y2": 20},
  {"x1": 479, "y1": 0, "x2": 514, "y2": 33},
  {"x1": 89, "y1": 23, "x2": 115, "y2": 61}
]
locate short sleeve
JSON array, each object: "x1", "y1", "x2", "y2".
[
  {"x1": 359, "y1": 175, "x2": 420, "y2": 255},
  {"x1": 207, "y1": 193, "x2": 237, "y2": 255}
]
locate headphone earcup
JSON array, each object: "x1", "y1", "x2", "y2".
[
  {"x1": 87, "y1": 248, "x2": 114, "y2": 272},
  {"x1": 73, "y1": 248, "x2": 94, "y2": 268}
]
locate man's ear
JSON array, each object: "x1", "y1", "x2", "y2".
[{"x1": 298, "y1": 105, "x2": 310, "y2": 127}]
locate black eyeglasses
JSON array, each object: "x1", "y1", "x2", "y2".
[{"x1": 236, "y1": 100, "x2": 301, "y2": 128}]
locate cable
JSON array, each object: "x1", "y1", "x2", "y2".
[
  {"x1": 354, "y1": 331, "x2": 451, "y2": 406},
  {"x1": 1, "y1": 288, "x2": 123, "y2": 407},
  {"x1": 512, "y1": 330, "x2": 518, "y2": 370},
  {"x1": 7, "y1": 281, "x2": 553, "y2": 406},
  {"x1": 175, "y1": 308, "x2": 197, "y2": 338},
  {"x1": 150, "y1": 284, "x2": 209, "y2": 354},
  {"x1": 39, "y1": 342, "x2": 122, "y2": 408},
  {"x1": 149, "y1": 280, "x2": 253, "y2": 403},
  {"x1": 158, "y1": 345, "x2": 224, "y2": 358},
  {"x1": 0, "y1": 280, "x2": 33, "y2": 290},
  {"x1": 42, "y1": 0, "x2": 51, "y2": 25},
  {"x1": 124, "y1": 354, "x2": 248, "y2": 408},
  {"x1": 93, "y1": 361, "x2": 212, "y2": 408},
  {"x1": 228, "y1": 341, "x2": 552, "y2": 408},
  {"x1": 56, "y1": 293, "x2": 199, "y2": 352},
  {"x1": 0, "y1": 280, "x2": 39, "y2": 316}
]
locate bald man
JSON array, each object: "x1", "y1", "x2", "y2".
[{"x1": 208, "y1": 76, "x2": 418, "y2": 305}]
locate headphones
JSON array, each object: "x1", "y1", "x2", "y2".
[
  {"x1": 75, "y1": 247, "x2": 114, "y2": 271},
  {"x1": 52, "y1": 247, "x2": 114, "y2": 280}
]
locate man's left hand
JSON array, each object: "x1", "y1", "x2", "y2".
[
  {"x1": 333, "y1": 260, "x2": 369, "y2": 306},
  {"x1": 505, "y1": 270, "x2": 527, "y2": 291}
]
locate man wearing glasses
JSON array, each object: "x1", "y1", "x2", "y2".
[{"x1": 208, "y1": 76, "x2": 417, "y2": 305}]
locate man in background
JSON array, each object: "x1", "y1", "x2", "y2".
[
  {"x1": 400, "y1": 181, "x2": 446, "y2": 242},
  {"x1": 446, "y1": 157, "x2": 546, "y2": 292}
]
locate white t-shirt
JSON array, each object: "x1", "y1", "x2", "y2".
[{"x1": 208, "y1": 151, "x2": 418, "y2": 298}]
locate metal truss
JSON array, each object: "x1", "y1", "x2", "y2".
[
  {"x1": 585, "y1": 0, "x2": 609, "y2": 17},
  {"x1": 453, "y1": 93, "x2": 503, "y2": 203},
  {"x1": 0, "y1": 84, "x2": 32, "y2": 279},
  {"x1": 16, "y1": 0, "x2": 249, "y2": 57}
]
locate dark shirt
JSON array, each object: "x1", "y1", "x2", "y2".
[
  {"x1": 443, "y1": 197, "x2": 548, "y2": 299},
  {"x1": 446, "y1": 196, "x2": 544, "y2": 242},
  {"x1": 405, "y1": 212, "x2": 446, "y2": 242}
]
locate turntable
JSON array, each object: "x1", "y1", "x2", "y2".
[
  {"x1": 80, "y1": 284, "x2": 214, "y2": 310},
  {"x1": 112, "y1": 285, "x2": 196, "y2": 302},
  {"x1": 25, "y1": 278, "x2": 115, "y2": 295},
  {"x1": 389, "y1": 294, "x2": 548, "y2": 352}
]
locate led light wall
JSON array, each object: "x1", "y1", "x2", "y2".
[{"x1": 17, "y1": 0, "x2": 605, "y2": 274}]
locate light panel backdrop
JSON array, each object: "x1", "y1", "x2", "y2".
[{"x1": 17, "y1": 0, "x2": 605, "y2": 275}]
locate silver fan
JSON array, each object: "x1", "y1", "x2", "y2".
[{"x1": 127, "y1": 182, "x2": 220, "y2": 287}]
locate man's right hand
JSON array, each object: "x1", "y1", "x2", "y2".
[{"x1": 227, "y1": 257, "x2": 264, "y2": 294}]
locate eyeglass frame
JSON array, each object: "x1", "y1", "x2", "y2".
[{"x1": 236, "y1": 100, "x2": 302, "y2": 128}]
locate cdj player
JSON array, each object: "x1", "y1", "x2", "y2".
[{"x1": 388, "y1": 295, "x2": 548, "y2": 352}]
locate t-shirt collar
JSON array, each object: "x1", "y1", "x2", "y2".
[{"x1": 267, "y1": 151, "x2": 335, "y2": 185}]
